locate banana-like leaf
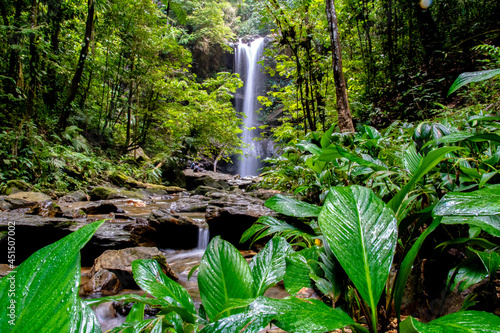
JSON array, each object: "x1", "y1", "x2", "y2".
[
  {"x1": 198, "y1": 236, "x2": 254, "y2": 321},
  {"x1": 394, "y1": 217, "x2": 441, "y2": 321},
  {"x1": 433, "y1": 184, "x2": 500, "y2": 237},
  {"x1": 240, "y1": 216, "x2": 315, "y2": 246},
  {"x1": 296, "y1": 141, "x2": 322, "y2": 155},
  {"x1": 470, "y1": 249, "x2": 500, "y2": 281},
  {"x1": 321, "y1": 123, "x2": 337, "y2": 149},
  {"x1": 401, "y1": 310, "x2": 500, "y2": 332},
  {"x1": 284, "y1": 253, "x2": 314, "y2": 295},
  {"x1": 448, "y1": 68, "x2": 500, "y2": 96},
  {"x1": 132, "y1": 260, "x2": 196, "y2": 314},
  {"x1": 265, "y1": 194, "x2": 321, "y2": 217},
  {"x1": 249, "y1": 296, "x2": 356, "y2": 333},
  {"x1": 319, "y1": 144, "x2": 387, "y2": 171},
  {"x1": 319, "y1": 186, "x2": 397, "y2": 317},
  {"x1": 403, "y1": 144, "x2": 423, "y2": 176},
  {"x1": 199, "y1": 309, "x2": 276, "y2": 333},
  {"x1": 122, "y1": 302, "x2": 146, "y2": 333},
  {"x1": 437, "y1": 132, "x2": 500, "y2": 144},
  {"x1": 250, "y1": 237, "x2": 294, "y2": 296},
  {"x1": 0, "y1": 220, "x2": 105, "y2": 333},
  {"x1": 388, "y1": 146, "x2": 463, "y2": 214},
  {"x1": 436, "y1": 237, "x2": 497, "y2": 250},
  {"x1": 447, "y1": 260, "x2": 488, "y2": 293}
]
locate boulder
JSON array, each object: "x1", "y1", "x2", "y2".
[
  {"x1": 82, "y1": 247, "x2": 177, "y2": 295},
  {"x1": 169, "y1": 196, "x2": 210, "y2": 213},
  {"x1": 59, "y1": 191, "x2": 89, "y2": 203},
  {"x1": 205, "y1": 192, "x2": 275, "y2": 247},
  {"x1": 90, "y1": 186, "x2": 145, "y2": 201},
  {"x1": 5, "y1": 191, "x2": 52, "y2": 209},
  {"x1": 2, "y1": 179, "x2": 30, "y2": 195},
  {"x1": 27, "y1": 201, "x2": 64, "y2": 217},
  {"x1": 79, "y1": 202, "x2": 124, "y2": 215},
  {"x1": 148, "y1": 209, "x2": 202, "y2": 249}
]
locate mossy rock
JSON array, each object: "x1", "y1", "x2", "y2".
[
  {"x1": 90, "y1": 186, "x2": 145, "y2": 201},
  {"x1": 109, "y1": 172, "x2": 142, "y2": 188},
  {"x1": 1, "y1": 179, "x2": 30, "y2": 194}
]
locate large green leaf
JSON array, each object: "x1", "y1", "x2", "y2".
[
  {"x1": 433, "y1": 184, "x2": 500, "y2": 237},
  {"x1": 199, "y1": 309, "x2": 276, "y2": 333},
  {"x1": 198, "y1": 236, "x2": 254, "y2": 321},
  {"x1": 265, "y1": 194, "x2": 321, "y2": 217},
  {"x1": 321, "y1": 123, "x2": 337, "y2": 149},
  {"x1": 250, "y1": 237, "x2": 294, "y2": 296},
  {"x1": 319, "y1": 144, "x2": 387, "y2": 171},
  {"x1": 447, "y1": 260, "x2": 488, "y2": 293},
  {"x1": 249, "y1": 296, "x2": 357, "y2": 333},
  {"x1": 284, "y1": 252, "x2": 314, "y2": 295},
  {"x1": 319, "y1": 186, "x2": 397, "y2": 318},
  {"x1": 471, "y1": 249, "x2": 500, "y2": 279},
  {"x1": 0, "y1": 220, "x2": 104, "y2": 333},
  {"x1": 403, "y1": 144, "x2": 423, "y2": 176},
  {"x1": 448, "y1": 68, "x2": 500, "y2": 96},
  {"x1": 388, "y1": 146, "x2": 463, "y2": 214},
  {"x1": 240, "y1": 216, "x2": 315, "y2": 246},
  {"x1": 132, "y1": 259, "x2": 196, "y2": 315},
  {"x1": 402, "y1": 310, "x2": 500, "y2": 332},
  {"x1": 394, "y1": 217, "x2": 441, "y2": 321}
]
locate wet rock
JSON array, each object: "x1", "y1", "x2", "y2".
[
  {"x1": 205, "y1": 192, "x2": 275, "y2": 247},
  {"x1": 250, "y1": 189, "x2": 283, "y2": 201},
  {"x1": 169, "y1": 195, "x2": 210, "y2": 213},
  {"x1": 0, "y1": 263, "x2": 13, "y2": 278},
  {"x1": 90, "y1": 186, "x2": 145, "y2": 201},
  {"x1": 80, "y1": 202, "x2": 124, "y2": 215},
  {"x1": 5, "y1": 191, "x2": 52, "y2": 209},
  {"x1": 27, "y1": 201, "x2": 64, "y2": 217},
  {"x1": 193, "y1": 185, "x2": 218, "y2": 196},
  {"x1": 59, "y1": 191, "x2": 89, "y2": 203},
  {"x1": 148, "y1": 209, "x2": 201, "y2": 249},
  {"x1": 184, "y1": 169, "x2": 233, "y2": 191},
  {"x1": 83, "y1": 247, "x2": 177, "y2": 294},
  {"x1": 123, "y1": 219, "x2": 157, "y2": 247}
]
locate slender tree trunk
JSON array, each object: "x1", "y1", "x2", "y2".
[
  {"x1": 58, "y1": 0, "x2": 95, "y2": 130},
  {"x1": 6, "y1": 0, "x2": 23, "y2": 96},
  {"x1": 26, "y1": 0, "x2": 39, "y2": 120},
  {"x1": 45, "y1": 0, "x2": 63, "y2": 109},
  {"x1": 325, "y1": 0, "x2": 355, "y2": 133}
]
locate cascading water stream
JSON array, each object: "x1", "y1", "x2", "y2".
[{"x1": 235, "y1": 38, "x2": 266, "y2": 177}]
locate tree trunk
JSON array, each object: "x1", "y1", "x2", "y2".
[
  {"x1": 26, "y1": 0, "x2": 39, "y2": 120},
  {"x1": 58, "y1": 0, "x2": 95, "y2": 131},
  {"x1": 325, "y1": 0, "x2": 355, "y2": 133}
]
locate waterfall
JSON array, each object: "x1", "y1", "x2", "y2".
[
  {"x1": 235, "y1": 38, "x2": 266, "y2": 177},
  {"x1": 196, "y1": 227, "x2": 209, "y2": 250}
]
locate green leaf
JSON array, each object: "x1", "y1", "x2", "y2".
[
  {"x1": 0, "y1": 220, "x2": 104, "y2": 333},
  {"x1": 122, "y1": 302, "x2": 146, "y2": 333},
  {"x1": 437, "y1": 132, "x2": 500, "y2": 144},
  {"x1": 318, "y1": 186, "x2": 397, "y2": 317},
  {"x1": 249, "y1": 296, "x2": 356, "y2": 333},
  {"x1": 470, "y1": 249, "x2": 500, "y2": 281},
  {"x1": 321, "y1": 123, "x2": 337, "y2": 149},
  {"x1": 132, "y1": 259, "x2": 196, "y2": 315},
  {"x1": 403, "y1": 310, "x2": 500, "y2": 332},
  {"x1": 198, "y1": 236, "x2": 254, "y2": 321},
  {"x1": 284, "y1": 253, "x2": 314, "y2": 295},
  {"x1": 199, "y1": 309, "x2": 276, "y2": 333},
  {"x1": 318, "y1": 144, "x2": 343, "y2": 161},
  {"x1": 403, "y1": 144, "x2": 423, "y2": 176},
  {"x1": 394, "y1": 217, "x2": 441, "y2": 321},
  {"x1": 388, "y1": 146, "x2": 463, "y2": 214},
  {"x1": 447, "y1": 260, "x2": 487, "y2": 293},
  {"x1": 250, "y1": 237, "x2": 294, "y2": 296},
  {"x1": 448, "y1": 68, "x2": 500, "y2": 96},
  {"x1": 240, "y1": 216, "x2": 315, "y2": 246},
  {"x1": 433, "y1": 184, "x2": 500, "y2": 237},
  {"x1": 265, "y1": 194, "x2": 321, "y2": 217},
  {"x1": 296, "y1": 141, "x2": 322, "y2": 156},
  {"x1": 436, "y1": 238, "x2": 497, "y2": 250}
]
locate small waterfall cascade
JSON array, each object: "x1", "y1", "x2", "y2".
[
  {"x1": 235, "y1": 38, "x2": 266, "y2": 177},
  {"x1": 196, "y1": 227, "x2": 209, "y2": 250}
]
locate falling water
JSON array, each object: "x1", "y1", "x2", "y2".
[
  {"x1": 196, "y1": 227, "x2": 209, "y2": 250},
  {"x1": 235, "y1": 38, "x2": 266, "y2": 177}
]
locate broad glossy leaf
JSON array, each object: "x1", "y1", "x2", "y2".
[
  {"x1": 199, "y1": 309, "x2": 276, "y2": 333},
  {"x1": 249, "y1": 296, "x2": 356, "y2": 333},
  {"x1": 448, "y1": 68, "x2": 500, "y2": 96},
  {"x1": 438, "y1": 132, "x2": 500, "y2": 144},
  {"x1": 433, "y1": 184, "x2": 500, "y2": 237},
  {"x1": 394, "y1": 217, "x2": 441, "y2": 320},
  {"x1": 123, "y1": 302, "x2": 145, "y2": 333},
  {"x1": 388, "y1": 146, "x2": 463, "y2": 214},
  {"x1": 363, "y1": 125, "x2": 381, "y2": 140},
  {"x1": 0, "y1": 220, "x2": 104, "y2": 333},
  {"x1": 403, "y1": 144, "x2": 422, "y2": 176},
  {"x1": 132, "y1": 259, "x2": 195, "y2": 314},
  {"x1": 470, "y1": 249, "x2": 500, "y2": 280},
  {"x1": 296, "y1": 140, "x2": 322, "y2": 155},
  {"x1": 240, "y1": 216, "x2": 315, "y2": 246},
  {"x1": 319, "y1": 186, "x2": 397, "y2": 313},
  {"x1": 447, "y1": 260, "x2": 487, "y2": 293},
  {"x1": 436, "y1": 237, "x2": 497, "y2": 250},
  {"x1": 265, "y1": 194, "x2": 321, "y2": 217},
  {"x1": 250, "y1": 237, "x2": 294, "y2": 296},
  {"x1": 402, "y1": 310, "x2": 500, "y2": 332},
  {"x1": 321, "y1": 123, "x2": 337, "y2": 149},
  {"x1": 318, "y1": 144, "x2": 343, "y2": 161},
  {"x1": 284, "y1": 253, "x2": 314, "y2": 295},
  {"x1": 198, "y1": 236, "x2": 254, "y2": 321}
]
